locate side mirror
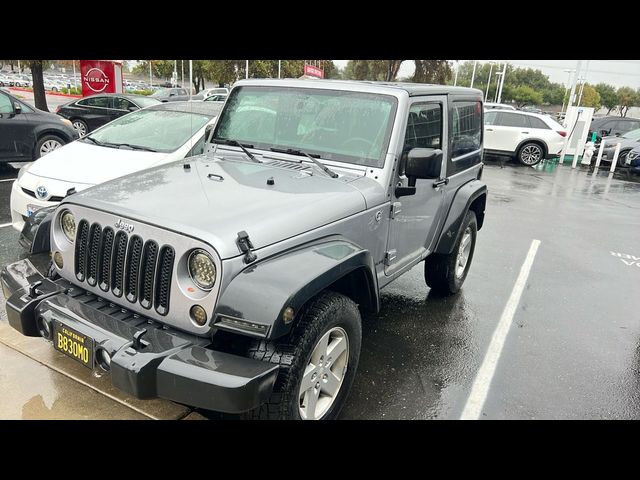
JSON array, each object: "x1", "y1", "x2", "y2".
[
  {"x1": 204, "y1": 124, "x2": 214, "y2": 142},
  {"x1": 169, "y1": 92, "x2": 176, "y2": 97},
  {"x1": 128, "y1": 106, "x2": 137, "y2": 112},
  {"x1": 397, "y1": 148, "x2": 443, "y2": 197},
  {"x1": 14, "y1": 102, "x2": 22, "y2": 114}
]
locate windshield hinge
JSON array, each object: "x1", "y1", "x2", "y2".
[{"x1": 236, "y1": 231, "x2": 257, "y2": 264}]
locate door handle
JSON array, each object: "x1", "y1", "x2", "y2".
[
  {"x1": 486, "y1": 128, "x2": 493, "y2": 131},
  {"x1": 521, "y1": 131, "x2": 529, "y2": 134},
  {"x1": 433, "y1": 178, "x2": 449, "y2": 188}
]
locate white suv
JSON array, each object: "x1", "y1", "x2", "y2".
[{"x1": 484, "y1": 110, "x2": 566, "y2": 166}]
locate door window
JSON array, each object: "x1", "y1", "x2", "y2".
[
  {"x1": 77, "y1": 96, "x2": 110, "y2": 108},
  {"x1": 404, "y1": 103, "x2": 442, "y2": 151},
  {"x1": 0, "y1": 93, "x2": 13, "y2": 113},
  {"x1": 178, "y1": 89, "x2": 188, "y2": 96},
  {"x1": 526, "y1": 116, "x2": 550, "y2": 129}
]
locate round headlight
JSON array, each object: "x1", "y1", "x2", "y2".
[
  {"x1": 60, "y1": 211, "x2": 76, "y2": 242},
  {"x1": 188, "y1": 249, "x2": 216, "y2": 290}
]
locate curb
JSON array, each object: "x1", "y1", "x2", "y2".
[{"x1": 9, "y1": 87, "x2": 82, "y2": 98}]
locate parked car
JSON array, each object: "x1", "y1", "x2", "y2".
[
  {"x1": 191, "y1": 87, "x2": 230, "y2": 101},
  {"x1": 1, "y1": 79, "x2": 487, "y2": 420},
  {"x1": 626, "y1": 145, "x2": 640, "y2": 168},
  {"x1": 9, "y1": 101, "x2": 222, "y2": 232},
  {"x1": 0, "y1": 89, "x2": 78, "y2": 165},
  {"x1": 597, "y1": 128, "x2": 640, "y2": 166},
  {"x1": 484, "y1": 109, "x2": 566, "y2": 166},
  {"x1": 484, "y1": 102, "x2": 516, "y2": 111},
  {"x1": 588, "y1": 116, "x2": 640, "y2": 144},
  {"x1": 56, "y1": 93, "x2": 162, "y2": 136},
  {"x1": 150, "y1": 87, "x2": 191, "y2": 102},
  {"x1": 521, "y1": 106, "x2": 542, "y2": 114}
]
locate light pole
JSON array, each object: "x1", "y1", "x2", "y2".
[
  {"x1": 149, "y1": 60, "x2": 152, "y2": 89},
  {"x1": 453, "y1": 61, "x2": 459, "y2": 86},
  {"x1": 496, "y1": 62, "x2": 507, "y2": 104},
  {"x1": 246, "y1": 60, "x2": 249, "y2": 79},
  {"x1": 493, "y1": 71, "x2": 503, "y2": 102},
  {"x1": 485, "y1": 61, "x2": 495, "y2": 101},
  {"x1": 470, "y1": 60, "x2": 478, "y2": 88},
  {"x1": 577, "y1": 60, "x2": 590, "y2": 107},
  {"x1": 173, "y1": 60, "x2": 177, "y2": 87},
  {"x1": 278, "y1": 60, "x2": 281, "y2": 79},
  {"x1": 561, "y1": 68, "x2": 575, "y2": 114}
]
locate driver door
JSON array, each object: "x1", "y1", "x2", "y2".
[{"x1": 385, "y1": 96, "x2": 448, "y2": 275}]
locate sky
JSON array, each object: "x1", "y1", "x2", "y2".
[{"x1": 333, "y1": 60, "x2": 640, "y2": 89}]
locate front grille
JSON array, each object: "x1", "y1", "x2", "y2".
[
  {"x1": 74, "y1": 221, "x2": 175, "y2": 314},
  {"x1": 22, "y1": 187, "x2": 64, "y2": 202}
]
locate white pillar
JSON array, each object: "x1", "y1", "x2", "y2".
[
  {"x1": 278, "y1": 60, "x2": 281, "y2": 79},
  {"x1": 149, "y1": 61, "x2": 152, "y2": 88},
  {"x1": 189, "y1": 60, "x2": 193, "y2": 97},
  {"x1": 174, "y1": 60, "x2": 177, "y2": 87},
  {"x1": 610, "y1": 142, "x2": 621, "y2": 173},
  {"x1": 454, "y1": 61, "x2": 459, "y2": 86},
  {"x1": 181, "y1": 60, "x2": 184, "y2": 88},
  {"x1": 246, "y1": 60, "x2": 249, "y2": 79},
  {"x1": 594, "y1": 139, "x2": 606, "y2": 169},
  {"x1": 470, "y1": 60, "x2": 477, "y2": 88}
]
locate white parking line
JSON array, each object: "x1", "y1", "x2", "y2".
[
  {"x1": 460, "y1": 239, "x2": 541, "y2": 420},
  {"x1": 0, "y1": 222, "x2": 12, "y2": 228},
  {"x1": 0, "y1": 178, "x2": 17, "y2": 183}
]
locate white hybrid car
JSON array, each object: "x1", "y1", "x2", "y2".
[
  {"x1": 483, "y1": 109, "x2": 566, "y2": 166},
  {"x1": 10, "y1": 101, "x2": 222, "y2": 231}
]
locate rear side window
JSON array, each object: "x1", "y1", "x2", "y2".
[
  {"x1": 497, "y1": 113, "x2": 528, "y2": 128},
  {"x1": 484, "y1": 110, "x2": 498, "y2": 125},
  {"x1": 0, "y1": 93, "x2": 12, "y2": 113},
  {"x1": 113, "y1": 97, "x2": 136, "y2": 110},
  {"x1": 451, "y1": 101, "x2": 482, "y2": 158},
  {"x1": 78, "y1": 96, "x2": 110, "y2": 108},
  {"x1": 527, "y1": 116, "x2": 550, "y2": 130}
]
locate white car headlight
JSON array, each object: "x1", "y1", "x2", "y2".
[
  {"x1": 188, "y1": 249, "x2": 216, "y2": 290},
  {"x1": 17, "y1": 162, "x2": 32, "y2": 181}
]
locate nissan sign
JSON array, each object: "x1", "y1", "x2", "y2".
[{"x1": 80, "y1": 60, "x2": 124, "y2": 97}]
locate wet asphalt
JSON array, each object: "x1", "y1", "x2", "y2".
[{"x1": 1, "y1": 159, "x2": 639, "y2": 419}]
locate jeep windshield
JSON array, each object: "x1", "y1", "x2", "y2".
[{"x1": 212, "y1": 86, "x2": 398, "y2": 168}]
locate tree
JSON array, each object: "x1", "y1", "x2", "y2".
[
  {"x1": 593, "y1": 83, "x2": 618, "y2": 115},
  {"x1": 507, "y1": 85, "x2": 543, "y2": 108},
  {"x1": 29, "y1": 60, "x2": 48, "y2": 112},
  {"x1": 579, "y1": 84, "x2": 600, "y2": 110},
  {"x1": 542, "y1": 83, "x2": 565, "y2": 105},
  {"x1": 617, "y1": 86, "x2": 638, "y2": 117},
  {"x1": 412, "y1": 60, "x2": 452, "y2": 84}
]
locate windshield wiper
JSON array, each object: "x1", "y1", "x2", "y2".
[
  {"x1": 211, "y1": 138, "x2": 261, "y2": 163},
  {"x1": 82, "y1": 136, "x2": 105, "y2": 147},
  {"x1": 114, "y1": 143, "x2": 158, "y2": 152},
  {"x1": 270, "y1": 147, "x2": 338, "y2": 179}
]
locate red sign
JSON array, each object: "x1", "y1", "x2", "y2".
[
  {"x1": 304, "y1": 64, "x2": 324, "y2": 79},
  {"x1": 80, "y1": 60, "x2": 123, "y2": 97}
]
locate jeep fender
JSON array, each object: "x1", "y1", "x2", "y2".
[
  {"x1": 434, "y1": 179, "x2": 487, "y2": 254},
  {"x1": 19, "y1": 206, "x2": 56, "y2": 254},
  {"x1": 214, "y1": 240, "x2": 378, "y2": 340}
]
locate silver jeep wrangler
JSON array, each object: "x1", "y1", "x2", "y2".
[{"x1": 2, "y1": 79, "x2": 487, "y2": 420}]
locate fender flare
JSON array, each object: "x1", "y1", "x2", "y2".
[
  {"x1": 214, "y1": 239, "x2": 378, "y2": 340},
  {"x1": 19, "y1": 206, "x2": 56, "y2": 254},
  {"x1": 434, "y1": 179, "x2": 487, "y2": 254}
]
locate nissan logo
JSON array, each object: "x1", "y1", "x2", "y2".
[
  {"x1": 36, "y1": 186, "x2": 48, "y2": 199},
  {"x1": 114, "y1": 218, "x2": 134, "y2": 233}
]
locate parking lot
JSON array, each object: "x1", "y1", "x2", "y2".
[{"x1": 1, "y1": 159, "x2": 639, "y2": 420}]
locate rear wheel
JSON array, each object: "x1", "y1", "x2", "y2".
[
  {"x1": 425, "y1": 210, "x2": 477, "y2": 295},
  {"x1": 517, "y1": 142, "x2": 544, "y2": 166},
  {"x1": 241, "y1": 291, "x2": 362, "y2": 420}
]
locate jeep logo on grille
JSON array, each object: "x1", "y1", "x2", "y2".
[{"x1": 114, "y1": 219, "x2": 134, "y2": 233}]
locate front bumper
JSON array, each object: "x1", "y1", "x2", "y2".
[
  {"x1": 10, "y1": 180, "x2": 57, "y2": 232},
  {"x1": 1, "y1": 259, "x2": 278, "y2": 414}
]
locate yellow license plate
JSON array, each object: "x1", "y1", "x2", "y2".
[{"x1": 53, "y1": 322, "x2": 94, "y2": 368}]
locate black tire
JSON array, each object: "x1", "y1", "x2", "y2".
[
  {"x1": 71, "y1": 118, "x2": 88, "y2": 137},
  {"x1": 517, "y1": 142, "x2": 544, "y2": 166},
  {"x1": 424, "y1": 210, "x2": 477, "y2": 295},
  {"x1": 242, "y1": 291, "x2": 362, "y2": 420},
  {"x1": 34, "y1": 134, "x2": 65, "y2": 159}
]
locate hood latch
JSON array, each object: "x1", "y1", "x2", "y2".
[{"x1": 236, "y1": 231, "x2": 257, "y2": 264}]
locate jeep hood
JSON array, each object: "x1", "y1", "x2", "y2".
[{"x1": 66, "y1": 156, "x2": 369, "y2": 259}]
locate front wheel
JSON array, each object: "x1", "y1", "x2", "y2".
[
  {"x1": 425, "y1": 210, "x2": 477, "y2": 295},
  {"x1": 35, "y1": 134, "x2": 65, "y2": 159},
  {"x1": 72, "y1": 119, "x2": 88, "y2": 137},
  {"x1": 242, "y1": 291, "x2": 362, "y2": 420},
  {"x1": 517, "y1": 142, "x2": 544, "y2": 166}
]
